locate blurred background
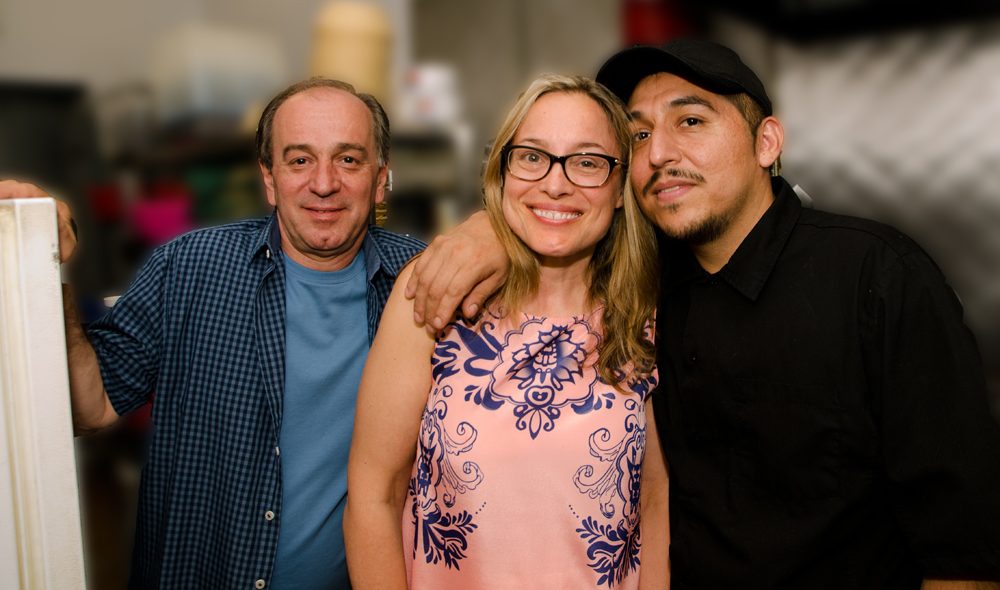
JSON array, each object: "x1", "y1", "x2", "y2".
[{"x1": 1, "y1": 0, "x2": 998, "y2": 586}]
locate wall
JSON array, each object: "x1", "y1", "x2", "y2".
[
  {"x1": 414, "y1": 0, "x2": 620, "y2": 169},
  {"x1": 0, "y1": 0, "x2": 203, "y2": 91},
  {"x1": 0, "y1": 0, "x2": 409, "y2": 94},
  {"x1": 203, "y1": 0, "x2": 412, "y2": 92}
]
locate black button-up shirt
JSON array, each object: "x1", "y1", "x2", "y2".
[{"x1": 654, "y1": 177, "x2": 1000, "y2": 588}]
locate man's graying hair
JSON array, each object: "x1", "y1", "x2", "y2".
[{"x1": 255, "y1": 78, "x2": 390, "y2": 170}]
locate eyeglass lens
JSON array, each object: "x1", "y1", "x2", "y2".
[{"x1": 507, "y1": 147, "x2": 612, "y2": 188}]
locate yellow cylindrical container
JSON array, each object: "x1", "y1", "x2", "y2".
[{"x1": 309, "y1": 1, "x2": 393, "y2": 105}]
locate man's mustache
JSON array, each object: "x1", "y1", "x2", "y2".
[{"x1": 641, "y1": 168, "x2": 706, "y2": 195}]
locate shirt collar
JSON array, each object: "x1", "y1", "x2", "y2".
[
  {"x1": 360, "y1": 228, "x2": 385, "y2": 283},
  {"x1": 250, "y1": 213, "x2": 282, "y2": 263},
  {"x1": 661, "y1": 176, "x2": 802, "y2": 301},
  {"x1": 250, "y1": 212, "x2": 387, "y2": 283}
]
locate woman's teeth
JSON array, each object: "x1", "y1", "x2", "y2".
[{"x1": 532, "y1": 208, "x2": 580, "y2": 221}]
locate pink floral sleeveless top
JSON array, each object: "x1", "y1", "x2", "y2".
[{"x1": 402, "y1": 308, "x2": 658, "y2": 589}]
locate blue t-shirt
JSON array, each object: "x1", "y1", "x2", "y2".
[{"x1": 271, "y1": 252, "x2": 368, "y2": 589}]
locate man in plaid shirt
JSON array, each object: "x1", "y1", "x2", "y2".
[{"x1": 1, "y1": 78, "x2": 424, "y2": 589}]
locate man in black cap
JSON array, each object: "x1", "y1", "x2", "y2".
[{"x1": 404, "y1": 39, "x2": 1000, "y2": 588}]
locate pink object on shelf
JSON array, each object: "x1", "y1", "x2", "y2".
[{"x1": 130, "y1": 185, "x2": 195, "y2": 246}]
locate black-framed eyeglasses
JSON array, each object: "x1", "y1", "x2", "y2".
[{"x1": 503, "y1": 145, "x2": 624, "y2": 188}]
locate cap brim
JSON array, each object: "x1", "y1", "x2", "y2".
[{"x1": 597, "y1": 46, "x2": 749, "y2": 106}]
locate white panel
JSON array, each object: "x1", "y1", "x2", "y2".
[{"x1": 0, "y1": 198, "x2": 87, "y2": 589}]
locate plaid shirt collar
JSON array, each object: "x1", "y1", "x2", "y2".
[{"x1": 250, "y1": 212, "x2": 391, "y2": 284}]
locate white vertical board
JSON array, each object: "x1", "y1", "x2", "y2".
[{"x1": 0, "y1": 198, "x2": 87, "y2": 589}]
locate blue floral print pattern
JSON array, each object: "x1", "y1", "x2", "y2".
[
  {"x1": 434, "y1": 312, "x2": 621, "y2": 439},
  {"x1": 409, "y1": 386, "x2": 484, "y2": 569},
  {"x1": 574, "y1": 400, "x2": 647, "y2": 587},
  {"x1": 405, "y1": 311, "x2": 658, "y2": 587}
]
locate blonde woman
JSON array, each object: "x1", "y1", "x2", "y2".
[{"x1": 345, "y1": 74, "x2": 669, "y2": 589}]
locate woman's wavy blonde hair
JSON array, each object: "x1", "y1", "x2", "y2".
[{"x1": 482, "y1": 74, "x2": 657, "y2": 386}]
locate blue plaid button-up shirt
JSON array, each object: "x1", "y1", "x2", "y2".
[{"x1": 88, "y1": 214, "x2": 424, "y2": 589}]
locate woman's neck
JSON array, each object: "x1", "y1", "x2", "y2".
[{"x1": 519, "y1": 259, "x2": 594, "y2": 317}]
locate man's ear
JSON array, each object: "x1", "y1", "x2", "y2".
[
  {"x1": 259, "y1": 161, "x2": 277, "y2": 207},
  {"x1": 374, "y1": 165, "x2": 389, "y2": 205},
  {"x1": 756, "y1": 116, "x2": 784, "y2": 170}
]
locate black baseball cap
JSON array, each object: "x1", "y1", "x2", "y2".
[{"x1": 596, "y1": 39, "x2": 772, "y2": 116}]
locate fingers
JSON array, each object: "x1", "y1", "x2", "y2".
[
  {"x1": 406, "y1": 210, "x2": 507, "y2": 329},
  {"x1": 406, "y1": 235, "x2": 453, "y2": 324},
  {"x1": 0, "y1": 179, "x2": 77, "y2": 263},
  {"x1": 0, "y1": 179, "x2": 48, "y2": 199},
  {"x1": 403, "y1": 251, "x2": 427, "y2": 300},
  {"x1": 426, "y1": 267, "x2": 478, "y2": 330},
  {"x1": 460, "y1": 268, "x2": 507, "y2": 319},
  {"x1": 55, "y1": 199, "x2": 79, "y2": 263}
]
